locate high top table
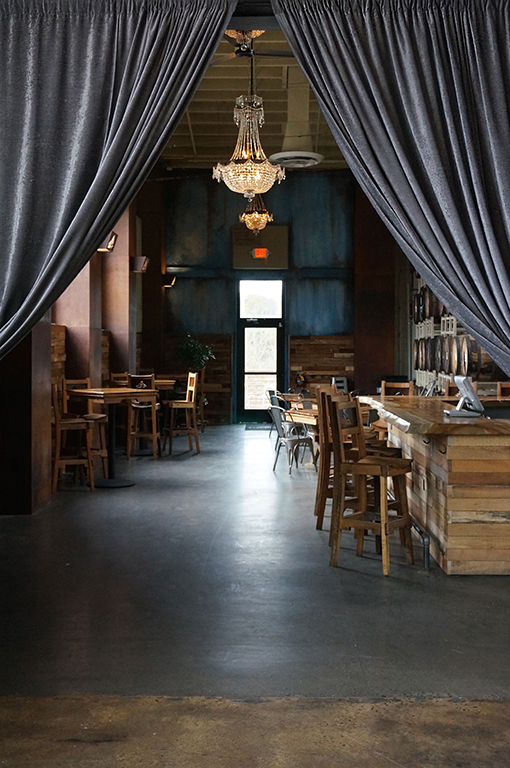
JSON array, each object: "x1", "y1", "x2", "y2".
[
  {"x1": 360, "y1": 395, "x2": 510, "y2": 574},
  {"x1": 68, "y1": 387, "x2": 158, "y2": 488}
]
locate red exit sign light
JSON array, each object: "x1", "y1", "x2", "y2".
[{"x1": 252, "y1": 247, "x2": 269, "y2": 260}]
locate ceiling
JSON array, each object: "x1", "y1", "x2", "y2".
[{"x1": 159, "y1": 26, "x2": 347, "y2": 173}]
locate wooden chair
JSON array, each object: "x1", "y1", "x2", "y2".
[
  {"x1": 497, "y1": 382, "x2": 510, "y2": 398},
  {"x1": 52, "y1": 384, "x2": 95, "y2": 492},
  {"x1": 162, "y1": 371, "x2": 200, "y2": 454},
  {"x1": 110, "y1": 372, "x2": 129, "y2": 387},
  {"x1": 127, "y1": 374, "x2": 161, "y2": 459},
  {"x1": 445, "y1": 380, "x2": 478, "y2": 397},
  {"x1": 327, "y1": 394, "x2": 414, "y2": 576},
  {"x1": 63, "y1": 378, "x2": 107, "y2": 477},
  {"x1": 380, "y1": 380, "x2": 414, "y2": 396},
  {"x1": 314, "y1": 387, "x2": 401, "y2": 531}
]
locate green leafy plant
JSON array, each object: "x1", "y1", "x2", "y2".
[{"x1": 176, "y1": 334, "x2": 215, "y2": 371}]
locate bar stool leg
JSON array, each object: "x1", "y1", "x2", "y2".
[
  {"x1": 329, "y1": 473, "x2": 346, "y2": 565},
  {"x1": 380, "y1": 476, "x2": 390, "y2": 576}
]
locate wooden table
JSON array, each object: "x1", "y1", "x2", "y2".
[
  {"x1": 69, "y1": 387, "x2": 158, "y2": 488},
  {"x1": 360, "y1": 395, "x2": 510, "y2": 574},
  {"x1": 287, "y1": 408, "x2": 318, "y2": 427}
]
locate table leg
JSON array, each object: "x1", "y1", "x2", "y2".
[{"x1": 95, "y1": 403, "x2": 135, "y2": 489}]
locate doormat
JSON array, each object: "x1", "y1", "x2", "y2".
[{"x1": 245, "y1": 423, "x2": 272, "y2": 430}]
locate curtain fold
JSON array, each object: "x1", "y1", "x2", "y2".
[
  {"x1": 0, "y1": 0, "x2": 236, "y2": 358},
  {"x1": 273, "y1": 0, "x2": 510, "y2": 376}
]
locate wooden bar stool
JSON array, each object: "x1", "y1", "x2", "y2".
[
  {"x1": 52, "y1": 385, "x2": 95, "y2": 492},
  {"x1": 127, "y1": 374, "x2": 161, "y2": 459},
  {"x1": 161, "y1": 371, "x2": 200, "y2": 455},
  {"x1": 327, "y1": 395, "x2": 414, "y2": 576},
  {"x1": 63, "y1": 377, "x2": 107, "y2": 477}
]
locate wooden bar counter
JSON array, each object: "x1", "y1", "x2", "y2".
[{"x1": 361, "y1": 396, "x2": 510, "y2": 575}]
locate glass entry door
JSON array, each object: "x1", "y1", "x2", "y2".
[{"x1": 237, "y1": 280, "x2": 285, "y2": 422}]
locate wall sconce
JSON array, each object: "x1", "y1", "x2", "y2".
[
  {"x1": 164, "y1": 276, "x2": 177, "y2": 288},
  {"x1": 130, "y1": 256, "x2": 149, "y2": 273},
  {"x1": 97, "y1": 231, "x2": 118, "y2": 252}
]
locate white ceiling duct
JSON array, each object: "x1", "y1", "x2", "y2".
[{"x1": 269, "y1": 67, "x2": 324, "y2": 169}]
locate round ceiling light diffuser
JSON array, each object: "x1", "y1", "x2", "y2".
[{"x1": 268, "y1": 150, "x2": 324, "y2": 169}]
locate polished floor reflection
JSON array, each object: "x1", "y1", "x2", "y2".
[{"x1": 1, "y1": 426, "x2": 510, "y2": 699}]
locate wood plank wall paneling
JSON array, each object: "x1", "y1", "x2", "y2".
[
  {"x1": 51, "y1": 324, "x2": 66, "y2": 388},
  {"x1": 390, "y1": 427, "x2": 510, "y2": 575},
  {"x1": 163, "y1": 334, "x2": 233, "y2": 424},
  {"x1": 289, "y1": 335, "x2": 354, "y2": 389}
]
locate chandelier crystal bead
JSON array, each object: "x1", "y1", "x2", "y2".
[
  {"x1": 213, "y1": 95, "x2": 285, "y2": 200},
  {"x1": 239, "y1": 194, "x2": 273, "y2": 234}
]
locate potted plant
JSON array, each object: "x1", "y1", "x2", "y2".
[{"x1": 176, "y1": 334, "x2": 215, "y2": 371}]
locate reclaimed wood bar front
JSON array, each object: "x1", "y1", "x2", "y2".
[{"x1": 361, "y1": 396, "x2": 510, "y2": 575}]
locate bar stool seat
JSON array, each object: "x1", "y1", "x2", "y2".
[{"x1": 327, "y1": 394, "x2": 414, "y2": 576}]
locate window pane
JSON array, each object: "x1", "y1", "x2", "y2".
[
  {"x1": 245, "y1": 327, "x2": 277, "y2": 373},
  {"x1": 245, "y1": 374, "x2": 277, "y2": 410},
  {"x1": 240, "y1": 280, "x2": 282, "y2": 318}
]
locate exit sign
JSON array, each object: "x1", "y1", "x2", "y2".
[{"x1": 252, "y1": 247, "x2": 269, "y2": 259}]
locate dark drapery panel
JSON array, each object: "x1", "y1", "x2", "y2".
[
  {"x1": 273, "y1": 0, "x2": 510, "y2": 375},
  {"x1": 0, "y1": 0, "x2": 236, "y2": 358}
]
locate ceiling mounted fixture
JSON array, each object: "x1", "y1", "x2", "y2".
[
  {"x1": 212, "y1": 60, "x2": 285, "y2": 200},
  {"x1": 239, "y1": 194, "x2": 273, "y2": 234},
  {"x1": 269, "y1": 68, "x2": 324, "y2": 169},
  {"x1": 209, "y1": 29, "x2": 294, "y2": 68}
]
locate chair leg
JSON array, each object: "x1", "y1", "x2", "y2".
[
  {"x1": 126, "y1": 405, "x2": 133, "y2": 459},
  {"x1": 273, "y1": 442, "x2": 282, "y2": 471},
  {"x1": 169, "y1": 408, "x2": 175, "y2": 455},
  {"x1": 394, "y1": 473, "x2": 414, "y2": 564},
  {"x1": 380, "y1": 476, "x2": 390, "y2": 576},
  {"x1": 314, "y1": 444, "x2": 330, "y2": 531},
  {"x1": 329, "y1": 473, "x2": 346, "y2": 565},
  {"x1": 52, "y1": 429, "x2": 61, "y2": 492},
  {"x1": 192, "y1": 408, "x2": 200, "y2": 453},
  {"x1": 85, "y1": 428, "x2": 95, "y2": 491},
  {"x1": 151, "y1": 403, "x2": 158, "y2": 459},
  {"x1": 99, "y1": 422, "x2": 108, "y2": 478}
]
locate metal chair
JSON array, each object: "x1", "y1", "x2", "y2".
[{"x1": 269, "y1": 405, "x2": 316, "y2": 474}]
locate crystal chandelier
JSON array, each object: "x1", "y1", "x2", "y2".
[
  {"x1": 239, "y1": 194, "x2": 273, "y2": 234},
  {"x1": 213, "y1": 93, "x2": 285, "y2": 200}
]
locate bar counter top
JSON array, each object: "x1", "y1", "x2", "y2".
[{"x1": 360, "y1": 395, "x2": 510, "y2": 436}]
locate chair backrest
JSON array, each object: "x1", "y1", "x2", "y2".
[
  {"x1": 129, "y1": 374, "x2": 155, "y2": 390},
  {"x1": 316, "y1": 385, "x2": 340, "y2": 449},
  {"x1": 445, "y1": 380, "x2": 478, "y2": 397},
  {"x1": 110, "y1": 372, "x2": 129, "y2": 387},
  {"x1": 331, "y1": 376, "x2": 348, "y2": 393},
  {"x1": 62, "y1": 377, "x2": 92, "y2": 414},
  {"x1": 381, "y1": 380, "x2": 414, "y2": 396},
  {"x1": 326, "y1": 394, "x2": 367, "y2": 466},
  {"x1": 497, "y1": 382, "x2": 510, "y2": 398},
  {"x1": 269, "y1": 405, "x2": 288, "y2": 439},
  {"x1": 186, "y1": 372, "x2": 199, "y2": 403}
]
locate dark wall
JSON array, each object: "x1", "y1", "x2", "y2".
[{"x1": 165, "y1": 169, "x2": 355, "y2": 338}]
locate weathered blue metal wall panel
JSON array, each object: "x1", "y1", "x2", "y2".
[
  {"x1": 166, "y1": 279, "x2": 234, "y2": 334},
  {"x1": 165, "y1": 169, "x2": 355, "y2": 335},
  {"x1": 287, "y1": 279, "x2": 353, "y2": 336}
]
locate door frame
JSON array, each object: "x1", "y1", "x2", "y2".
[{"x1": 234, "y1": 279, "x2": 286, "y2": 423}]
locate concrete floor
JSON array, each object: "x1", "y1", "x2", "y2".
[{"x1": 1, "y1": 425, "x2": 510, "y2": 764}]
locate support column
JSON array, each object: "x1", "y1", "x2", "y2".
[
  {"x1": 0, "y1": 314, "x2": 52, "y2": 514},
  {"x1": 53, "y1": 252, "x2": 103, "y2": 385}
]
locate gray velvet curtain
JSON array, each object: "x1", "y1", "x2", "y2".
[
  {"x1": 0, "y1": 0, "x2": 236, "y2": 359},
  {"x1": 273, "y1": 0, "x2": 510, "y2": 376}
]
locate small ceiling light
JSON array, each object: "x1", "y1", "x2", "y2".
[{"x1": 240, "y1": 194, "x2": 273, "y2": 234}]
